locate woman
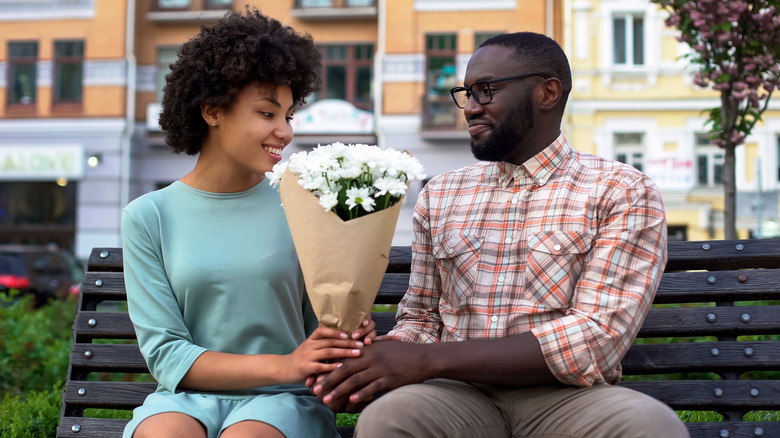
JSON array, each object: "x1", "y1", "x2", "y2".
[{"x1": 121, "y1": 9, "x2": 374, "y2": 438}]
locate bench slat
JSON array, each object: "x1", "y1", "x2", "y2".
[
  {"x1": 70, "y1": 344, "x2": 147, "y2": 372},
  {"x1": 621, "y1": 380, "x2": 780, "y2": 410},
  {"x1": 57, "y1": 418, "x2": 129, "y2": 438},
  {"x1": 666, "y1": 239, "x2": 780, "y2": 271},
  {"x1": 622, "y1": 341, "x2": 780, "y2": 374},
  {"x1": 686, "y1": 422, "x2": 779, "y2": 438},
  {"x1": 63, "y1": 381, "x2": 158, "y2": 409},
  {"x1": 637, "y1": 305, "x2": 780, "y2": 337},
  {"x1": 654, "y1": 269, "x2": 780, "y2": 304},
  {"x1": 74, "y1": 312, "x2": 136, "y2": 339},
  {"x1": 87, "y1": 248, "x2": 124, "y2": 272},
  {"x1": 80, "y1": 271, "x2": 127, "y2": 299}
]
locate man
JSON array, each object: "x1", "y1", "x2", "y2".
[{"x1": 311, "y1": 32, "x2": 689, "y2": 438}]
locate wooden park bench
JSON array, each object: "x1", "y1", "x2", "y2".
[{"x1": 58, "y1": 239, "x2": 780, "y2": 438}]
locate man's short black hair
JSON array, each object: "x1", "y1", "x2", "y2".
[
  {"x1": 159, "y1": 7, "x2": 321, "y2": 155},
  {"x1": 479, "y1": 32, "x2": 572, "y2": 113}
]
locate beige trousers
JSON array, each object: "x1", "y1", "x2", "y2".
[{"x1": 355, "y1": 379, "x2": 690, "y2": 438}]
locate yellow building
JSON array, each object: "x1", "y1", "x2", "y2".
[
  {"x1": 0, "y1": 0, "x2": 131, "y2": 256},
  {"x1": 563, "y1": 0, "x2": 780, "y2": 240}
]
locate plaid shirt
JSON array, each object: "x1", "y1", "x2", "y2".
[{"x1": 388, "y1": 134, "x2": 667, "y2": 386}]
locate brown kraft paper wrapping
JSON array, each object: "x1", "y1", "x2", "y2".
[{"x1": 279, "y1": 167, "x2": 405, "y2": 333}]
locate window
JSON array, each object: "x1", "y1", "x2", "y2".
[
  {"x1": 205, "y1": 0, "x2": 232, "y2": 7},
  {"x1": 298, "y1": 0, "x2": 375, "y2": 6},
  {"x1": 313, "y1": 44, "x2": 373, "y2": 111},
  {"x1": 156, "y1": 46, "x2": 179, "y2": 100},
  {"x1": 696, "y1": 134, "x2": 724, "y2": 186},
  {"x1": 424, "y1": 34, "x2": 457, "y2": 128},
  {"x1": 474, "y1": 32, "x2": 501, "y2": 48},
  {"x1": 0, "y1": 181, "x2": 77, "y2": 248},
  {"x1": 614, "y1": 133, "x2": 644, "y2": 172},
  {"x1": 668, "y1": 225, "x2": 688, "y2": 242},
  {"x1": 156, "y1": 0, "x2": 189, "y2": 8},
  {"x1": 8, "y1": 41, "x2": 38, "y2": 106},
  {"x1": 613, "y1": 13, "x2": 644, "y2": 66},
  {"x1": 154, "y1": 0, "x2": 230, "y2": 9},
  {"x1": 53, "y1": 41, "x2": 84, "y2": 104}
]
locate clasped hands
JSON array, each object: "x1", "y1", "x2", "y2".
[{"x1": 306, "y1": 333, "x2": 429, "y2": 412}]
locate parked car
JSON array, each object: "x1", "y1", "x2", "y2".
[{"x1": 0, "y1": 244, "x2": 83, "y2": 307}]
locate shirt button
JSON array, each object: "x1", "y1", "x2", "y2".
[
  {"x1": 504, "y1": 238, "x2": 512, "y2": 244},
  {"x1": 491, "y1": 315, "x2": 498, "y2": 322},
  {"x1": 553, "y1": 244, "x2": 561, "y2": 251},
  {"x1": 511, "y1": 198, "x2": 518, "y2": 204},
  {"x1": 448, "y1": 248, "x2": 455, "y2": 254},
  {"x1": 498, "y1": 276, "x2": 504, "y2": 283}
]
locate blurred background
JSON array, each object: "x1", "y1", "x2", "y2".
[{"x1": 1, "y1": 0, "x2": 779, "y2": 265}]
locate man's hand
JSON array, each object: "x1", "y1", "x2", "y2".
[{"x1": 311, "y1": 339, "x2": 429, "y2": 412}]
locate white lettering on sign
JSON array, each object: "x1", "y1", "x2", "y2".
[
  {"x1": 291, "y1": 99, "x2": 374, "y2": 134},
  {"x1": 645, "y1": 155, "x2": 694, "y2": 190},
  {"x1": 0, "y1": 144, "x2": 85, "y2": 181}
]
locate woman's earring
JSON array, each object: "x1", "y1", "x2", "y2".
[{"x1": 211, "y1": 121, "x2": 217, "y2": 126}]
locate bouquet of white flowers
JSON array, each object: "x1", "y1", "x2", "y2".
[{"x1": 269, "y1": 143, "x2": 425, "y2": 333}]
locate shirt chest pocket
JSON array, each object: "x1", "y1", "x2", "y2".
[
  {"x1": 523, "y1": 230, "x2": 594, "y2": 309},
  {"x1": 434, "y1": 233, "x2": 483, "y2": 302}
]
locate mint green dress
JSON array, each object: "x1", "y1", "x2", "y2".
[{"x1": 121, "y1": 181, "x2": 338, "y2": 438}]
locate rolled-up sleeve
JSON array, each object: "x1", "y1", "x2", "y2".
[{"x1": 531, "y1": 174, "x2": 667, "y2": 386}]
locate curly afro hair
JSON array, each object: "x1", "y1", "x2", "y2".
[{"x1": 159, "y1": 7, "x2": 321, "y2": 155}]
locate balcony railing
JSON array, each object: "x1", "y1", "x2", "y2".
[
  {"x1": 292, "y1": 0, "x2": 377, "y2": 20},
  {"x1": 147, "y1": 0, "x2": 232, "y2": 24}
]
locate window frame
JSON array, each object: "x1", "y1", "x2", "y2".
[
  {"x1": 203, "y1": 0, "x2": 233, "y2": 10},
  {"x1": 613, "y1": 132, "x2": 645, "y2": 173},
  {"x1": 156, "y1": 46, "x2": 180, "y2": 101},
  {"x1": 776, "y1": 135, "x2": 780, "y2": 184},
  {"x1": 695, "y1": 134, "x2": 725, "y2": 187},
  {"x1": 611, "y1": 12, "x2": 645, "y2": 68},
  {"x1": 7, "y1": 41, "x2": 38, "y2": 110},
  {"x1": 153, "y1": 0, "x2": 191, "y2": 10},
  {"x1": 52, "y1": 40, "x2": 85, "y2": 107},
  {"x1": 423, "y1": 33, "x2": 458, "y2": 129},
  {"x1": 314, "y1": 43, "x2": 374, "y2": 111}
]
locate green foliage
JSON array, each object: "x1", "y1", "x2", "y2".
[
  {"x1": 336, "y1": 412, "x2": 360, "y2": 427},
  {"x1": 83, "y1": 408, "x2": 133, "y2": 420},
  {"x1": 0, "y1": 292, "x2": 76, "y2": 395},
  {"x1": 677, "y1": 410, "x2": 723, "y2": 422},
  {"x1": 0, "y1": 382, "x2": 62, "y2": 438}
]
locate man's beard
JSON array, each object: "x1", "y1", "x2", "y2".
[{"x1": 470, "y1": 98, "x2": 534, "y2": 162}]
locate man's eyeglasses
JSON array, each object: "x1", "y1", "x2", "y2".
[{"x1": 449, "y1": 73, "x2": 552, "y2": 109}]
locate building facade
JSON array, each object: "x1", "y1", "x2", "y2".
[
  {"x1": 0, "y1": 0, "x2": 131, "y2": 257},
  {"x1": 3, "y1": 0, "x2": 775, "y2": 260},
  {"x1": 128, "y1": 0, "x2": 559, "y2": 248},
  {"x1": 564, "y1": 0, "x2": 780, "y2": 240}
]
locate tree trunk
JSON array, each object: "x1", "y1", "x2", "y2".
[
  {"x1": 720, "y1": 88, "x2": 739, "y2": 240},
  {"x1": 723, "y1": 144, "x2": 737, "y2": 240}
]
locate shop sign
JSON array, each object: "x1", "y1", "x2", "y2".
[
  {"x1": 291, "y1": 99, "x2": 373, "y2": 134},
  {"x1": 645, "y1": 154, "x2": 694, "y2": 190},
  {"x1": 0, "y1": 144, "x2": 85, "y2": 181}
]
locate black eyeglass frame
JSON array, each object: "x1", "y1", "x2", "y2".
[{"x1": 449, "y1": 72, "x2": 552, "y2": 109}]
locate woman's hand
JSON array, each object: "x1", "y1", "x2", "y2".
[
  {"x1": 304, "y1": 317, "x2": 376, "y2": 389},
  {"x1": 350, "y1": 316, "x2": 377, "y2": 345},
  {"x1": 283, "y1": 325, "x2": 363, "y2": 384}
]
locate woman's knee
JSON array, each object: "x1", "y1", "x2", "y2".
[
  {"x1": 220, "y1": 420, "x2": 286, "y2": 438},
  {"x1": 133, "y1": 412, "x2": 206, "y2": 438}
]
